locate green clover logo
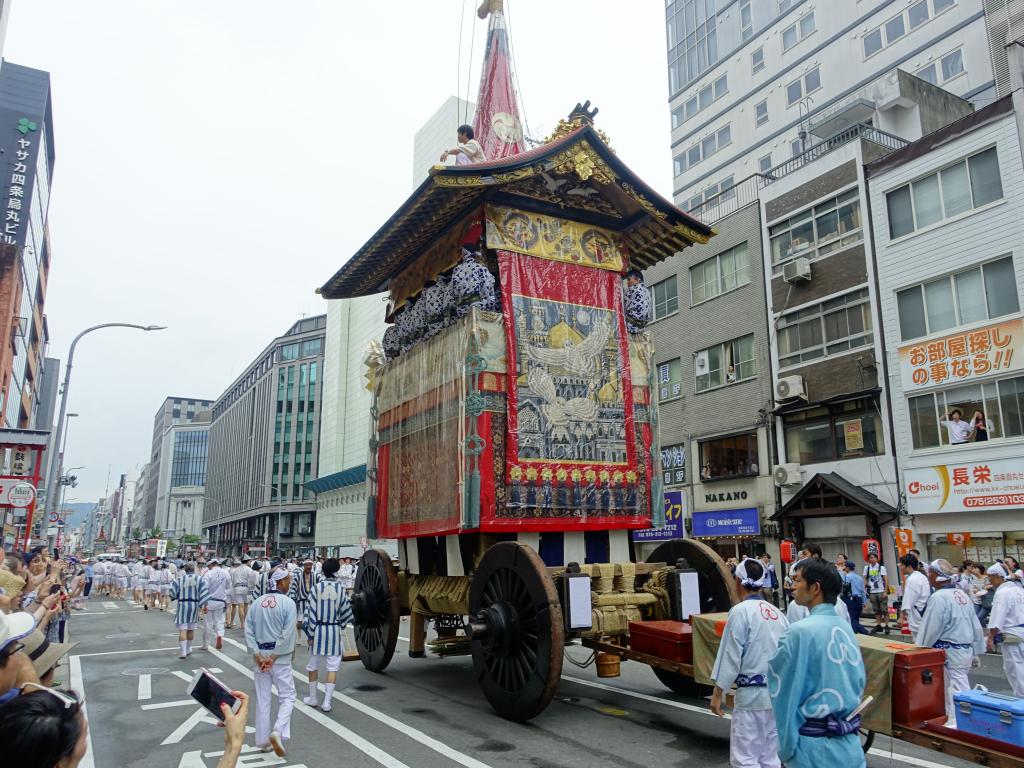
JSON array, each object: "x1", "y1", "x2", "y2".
[{"x1": 17, "y1": 118, "x2": 37, "y2": 135}]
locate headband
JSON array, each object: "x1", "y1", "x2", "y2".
[
  {"x1": 929, "y1": 560, "x2": 953, "y2": 582},
  {"x1": 269, "y1": 568, "x2": 290, "y2": 584},
  {"x1": 987, "y1": 562, "x2": 1009, "y2": 577},
  {"x1": 735, "y1": 558, "x2": 766, "y2": 589}
]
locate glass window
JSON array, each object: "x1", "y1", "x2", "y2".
[
  {"x1": 799, "y1": 12, "x2": 815, "y2": 37},
  {"x1": 804, "y1": 67, "x2": 821, "y2": 95},
  {"x1": 863, "y1": 28, "x2": 883, "y2": 57},
  {"x1": 909, "y1": 376, "x2": 1022, "y2": 449},
  {"x1": 969, "y1": 148, "x2": 1003, "y2": 207},
  {"x1": 896, "y1": 257, "x2": 1019, "y2": 340},
  {"x1": 279, "y1": 343, "x2": 300, "y2": 361},
  {"x1": 657, "y1": 358, "x2": 683, "y2": 401},
  {"x1": 933, "y1": 0, "x2": 955, "y2": 13},
  {"x1": 884, "y1": 14, "x2": 905, "y2": 43},
  {"x1": 652, "y1": 277, "x2": 679, "y2": 319},
  {"x1": 751, "y1": 47, "x2": 765, "y2": 74},
  {"x1": 941, "y1": 49, "x2": 964, "y2": 81},
  {"x1": 713, "y1": 74, "x2": 728, "y2": 99},
  {"x1": 786, "y1": 79, "x2": 802, "y2": 105},
  {"x1": 685, "y1": 95, "x2": 698, "y2": 119},
  {"x1": 759, "y1": 154, "x2": 773, "y2": 174},
  {"x1": 696, "y1": 334, "x2": 756, "y2": 392},
  {"x1": 916, "y1": 63, "x2": 938, "y2": 84},
  {"x1": 699, "y1": 433, "x2": 758, "y2": 480},
  {"x1": 717, "y1": 125, "x2": 731, "y2": 147},
  {"x1": 699, "y1": 84, "x2": 713, "y2": 110},
  {"x1": 691, "y1": 243, "x2": 749, "y2": 304},
  {"x1": 784, "y1": 398, "x2": 884, "y2": 462},
  {"x1": 770, "y1": 191, "x2": 862, "y2": 269},
  {"x1": 999, "y1": 377, "x2": 1024, "y2": 438},
  {"x1": 908, "y1": 393, "x2": 941, "y2": 449},
  {"x1": 782, "y1": 24, "x2": 798, "y2": 50},
  {"x1": 909, "y1": 0, "x2": 930, "y2": 28},
  {"x1": 887, "y1": 148, "x2": 1003, "y2": 237},
  {"x1": 755, "y1": 100, "x2": 768, "y2": 127},
  {"x1": 302, "y1": 337, "x2": 322, "y2": 357},
  {"x1": 777, "y1": 289, "x2": 872, "y2": 368}
]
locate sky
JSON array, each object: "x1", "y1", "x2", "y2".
[{"x1": 5, "y1": 0, "x2": 672, "y2": 503}]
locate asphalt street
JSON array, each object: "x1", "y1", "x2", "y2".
[{"x1": 61, "y1": 598, "x2": 1010, "y2": 768}]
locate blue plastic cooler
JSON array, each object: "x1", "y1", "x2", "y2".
[{"x1": 954, "y1": 688, "x2": 1024, "y2": 747}]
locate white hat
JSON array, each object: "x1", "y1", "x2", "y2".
[
  {"x1": 987, "y1": 562, "x2": 1009, "y2": 577},
  {"x1": 0, "y1": 610, "x2": 36, "y2": 651}
]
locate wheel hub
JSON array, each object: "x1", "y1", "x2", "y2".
[
  {"x1": 468, "y1": 600, "x2": 520, "y2": 658},
  {"x1": 350, "y1": 588, "x2": 378, "y2": 626}
]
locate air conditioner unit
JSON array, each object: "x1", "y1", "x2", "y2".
[
  {"x1": 773, "y1": 463, "x2": 802, "y2": 487},
  {"x1": 694, "y1": 350, "x2": 709, "y2": 373},
  {"x1": 774, "y1": 375, "x2": 806, "y2": 403},
  {"x1": 782, "y1": 257, "x2": 812, "y2": 283}
]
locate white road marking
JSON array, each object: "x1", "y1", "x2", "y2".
[
  {"x1": 171, "y1": 670, "x2": 193, "y2": 683},
  {"x1": 74, "y1": 610, "x2": 144, "y2": 616},
  {"x1": 102, "y1": 602, "x2": 118, "y2": 609},
  {"x1": 69, "y1": 656, "x2": 94, "y2": 768},
  {"x1": 138, "y1": 674, "x2": 152, "y2": 700},
  {"x1": 207, "y1": 646, "x2": 411, "y2": 768},
  {"x1": 561, "y1": 676, "x2": 959, "y2": 768},
  {"x1": 76, "y1": 646, "x2": 177, "y2": 657},
  {"x1": 141, "y1": 699, "x2": 195, "y2": 710},
  {"x1": 221, "y1": 636, "x2": 494, "y2": 768},
  {"x1": 161, "y1": 706, "x2": 217, "y2": 745}
]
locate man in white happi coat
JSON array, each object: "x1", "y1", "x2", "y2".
[
  {"x1": 986, "y1": 562, "x2": 1024, "y2": 696},
  {"x1": 302, "y1": 558, "x2": 354, "y2": 713},
  {"x1": 201, "y1": 558, "x2": 231, "y2": 650},
  {"x1": 711, "y1": 558, "x2": 790, "y2": 767},
  {"x1": 170, "y1": 562, "x2": 210, "y2": 658},
  {"x1": 786, "y1": 558, "x2": 851, "y2": 625},
  {"x1": 245, "y1": 568, "x2": 297, "y2": 757},
  {"x1": 132, "y1": 559, "x2": 148, "y2": 604},
  {"x1": 915, "y1": 559, "x2": 986, "y2": 727},
  {"x1": 900, "y1": 554, "x2": 931, "y2": 636},
  {"x1": 339, "y1": 557, "x2": 356, "y2": 596},
  {"x1": 226, "y1": 558, "x2": 250, "y2": 629},
  {"x1": 114, "y1": 559, "x2": 131, "y2": 599},
  {"x1": 144, "y1": 559, "x2": 161, "y2": 610}
]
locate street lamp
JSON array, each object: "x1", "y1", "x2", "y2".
[{"x1": 44, "y1": 323, "x2": 167, "y2": 522}]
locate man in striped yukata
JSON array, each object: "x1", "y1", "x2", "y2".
[
  {"x1": 250, "y1": 558, "x2": 283, "y2": 601},
  {"x1": 170, "y1": 562, "x2": 210, "y2": 659},
  {"x1": 302, "y1": 558, "x2": 353, "y2": 712},
  {"x1": 289, "y1": 559, "x2": 319, "y2": 642}
]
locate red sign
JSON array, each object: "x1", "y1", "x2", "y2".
[{"x1": 947, "y1": 532, "x2": 973, "y2": 547}]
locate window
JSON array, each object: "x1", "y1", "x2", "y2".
[
  {"x1": 886, "y1": 148, "x2": 1003, "y2": 239},
  {"x1": 740, "y1": 0, "x2": 753, "y2": 40},
  {"x1": 676, "y1": 74, "x2": 729, "y2": 128},
  {"x1": 863, "y1": 28, "x2": 883, "y2": 58},
  {"x1": 302, "y1": 337, "x2": 323, "y2": 357},
  {"x1": 896, "y1": 256, "x2": 1019, "y2": 341},
  {"x1": 908, "y1": 0, "x2": 930, "y2": 28},
  {"x1": 884, "y1": 14, "x2": 905, "y2": 44},
  {"x1": 866, "y1": 1, "x2": 956, "y2": 59},
  {"x1": 657, "y1": 358, "x2": 683, "y2": 401},
  {"x1": 777, "y1": 288, "x2": 873, "y2": 368},
  {"x1": 933, "y1": 0, "x2": 955, "y2": 12},
  {"x1": 667, "y1": 0, "x2": 720, "y2": 93},
  {"x1": 755, "y1": 99, "x2": 769, "y2": 127},
  {"x1": 786, "y1": 66, "x2": 821, "y2": 105},
  {"x1": 785, "y1": 397, "x2": 885, "y2": 462},
  {"x1": 908, "y1": 375, "x2": 1024, "y2": 449},
  {"x1": 675, "y1": 123, "x2": 732, "y2": 174},
  {"x1": 791, "y1": 138, "x2": 804, "y2": 158},
  {"x1": 940, "y1": 48, "x2": 964, "y2": 80},
  {"x1": 751, "y1": 47, "x2": 765, "y2": 74},
  {"x1": 691, "y1": 243, "x2": 749, "y2": 304},
  {"x1": 696, "y1": 335, "x2": 756, "y2": 392},
  {"x1": 779, "y1": 0, "x2": 795, "y2": 11},
  {"x1": 279, "y1": 343, "x2": 300, "y2": 361},
  {"x1": 660, "y1": 443, "x2": 686, "y2": 486},
  {"x1": 782, "y1": 12, "x2": 814, "y2": 50},
  {"x1": 651, "y1": 277, "x2": 679, "y2": 319},
  {"x1": 759, "y1": 154, "x2": 773, "y2": 174},
  {"x1": 700, "y1": 433, "x2": 758, "y2": 480},
  {"x1": 770, "y1": 189, "x2": 862, "y2": 269}
]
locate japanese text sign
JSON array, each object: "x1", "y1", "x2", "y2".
[
  {"x1": 632, "y1": 490, "x2": 685, "y2": 542},
  {"x1": 0, "y1": 108, "x2": 42, "y2": 249},
  {"x1": 899, "y1": 319, "x2": 1023, "y2": 391},
  {"x1": 905, "y1": 457, "x2": 1024, "y2": 514}
]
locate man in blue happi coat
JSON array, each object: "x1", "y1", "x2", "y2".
[
  {"x1": 245, "y1": 567, "x2": 297, "y2": 758},
  {"x1": 302, "y1": 558, "x2": 354, "y2": 712},
  {"x1": 169, "y1": 562, "x2": 209, "y2": 659},
  {"x1": 769, "y1": 557, "x2": 866, "y2": 768}
]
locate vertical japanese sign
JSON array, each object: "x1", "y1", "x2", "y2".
[
  {"x1": 632, "y1": 490, "x2": 686, "y2": 542},
  {"x1": 0, "y1": 109, "x2": 42, "y2": 249},
  {"x1": 898, "y1": 319, "x2": 1024, "y2": 391}
]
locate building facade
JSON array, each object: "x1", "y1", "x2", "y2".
[
  {"x1": 666, "y1": 0, "x2": 996, "y2": 207},
  {"x1": 643, "y1": 201, "x2": 778, "y2": 561},
  {"x1": 867, "y1": 95, "x2": 1024, "y2": 564},
  {"x1": 203, "y1": 315, "x2": 326, "y2": 557},
  {"x1": 0, "y1": 62, "x2": 56, "y2": 431},
  {"x1": 155, "y1": 416, "x2": 210, "y2": 539},
  {"x1": 141, "y1": 396, "x2": 213, "y2": 528}
]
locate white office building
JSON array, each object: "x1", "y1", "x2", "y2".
[
  {"x1": 412, "y1": 96, "x2": 476, "y2": 188},
  {"x1": 666, "y1": 0, "x2": 998, "y2": 208}
]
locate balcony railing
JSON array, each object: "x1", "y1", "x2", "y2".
[{"x1": 687, "y1": 123, "x2": 909, "y2": 225}]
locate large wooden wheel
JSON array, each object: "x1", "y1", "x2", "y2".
[
  {"x1": 645, "y1": 539, "x2": 736, "y2": 699},
  {"x1": 351, "y1": 548, "x2": 400, "y2": 672},
  {"x1": 467, "y1": 541, "x2": 564, "y2": 722}
]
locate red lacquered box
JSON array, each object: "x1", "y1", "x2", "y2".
[
  {"x1": 892, "y1": 647, "x2": 946, "y2": 725},
  {"x1": 628, "y1": 620, "x2": 693, "y2": 663}
]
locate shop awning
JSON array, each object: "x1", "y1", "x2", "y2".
[
  {"x1": 771, "y1": 472, "x2": 897, "y2": 525},
  {"x1": 304, "y1": 464, "x2": 367, "y2": 495}
]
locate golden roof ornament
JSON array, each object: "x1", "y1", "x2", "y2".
[{"x1": 545, "y1": 101, "x2": 614, "y2": 150}]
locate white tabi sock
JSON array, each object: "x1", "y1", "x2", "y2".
[
  {"x1": 308, "y1": 681, "x2": 317, "y2": 700},
  {"x1": 179, "y1": 641, "x2": 187, "y2": 655},
  {"x1": 324, "y1": 683, "x2": 335, "y2": 700}
]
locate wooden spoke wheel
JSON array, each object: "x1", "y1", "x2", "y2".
[
  {"x1": 351, "y1": 548, "x2": 400, "y2": 672},
  {"x1": 468, "y1": 541, "x2": 564, "y2": 722},
  {"x1": 650, "y1": 667, "x2": 712, "y2": 699}
]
